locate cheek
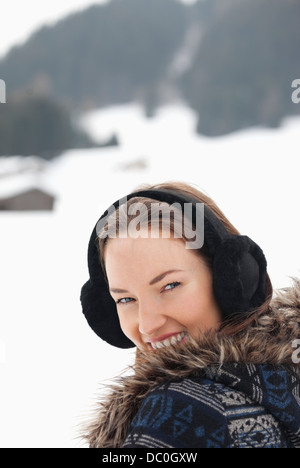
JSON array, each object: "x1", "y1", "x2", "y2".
[
  {"x1": 185, "y1": 280, "x2": 211, "y2": 310},
  {"x1": 117, "y1": 312, "x2": 129, "y2": 334},
  {"x1": 117, "y1": 311, "x2": 138, "y2": 342},
  {"x1": 179, "y1": 296, "x2": 205, "y2": 326},
  {"x1": 177, "y1": 283, "x2": 218, "y2": 328}
]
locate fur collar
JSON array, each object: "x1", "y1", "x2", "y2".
[{"x1": 82, "y1": 278, "x2": 300, "y2": 448}]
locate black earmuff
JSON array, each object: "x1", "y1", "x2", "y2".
[{"x1": 80, "y1": 189, "x2": 267, "y2": 348}]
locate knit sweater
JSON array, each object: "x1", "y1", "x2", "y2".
[{"x1": 83, "y1": 279, "x2": 300, "y2": 448}]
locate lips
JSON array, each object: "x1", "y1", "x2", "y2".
[{"x1": 148, "y1": 331, "x2": 187, "y2": 350}]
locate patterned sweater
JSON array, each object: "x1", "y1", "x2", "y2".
[
  {"x1": 123, "y1": 364, "x2": 300, "y2": 448},
  {"x1": 83, "y1": 279, "x2": 300, "y2": 448}
]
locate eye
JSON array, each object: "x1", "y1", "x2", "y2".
[
  {"x1": 115, "y1": 282, "x2": 181, "y2": 305},
  {"x1": 163, "y1": 281, "x2": 181, "y2": 291},
  {"x1": 116, "y1": 297, "x2": 134, "y2": 305}
]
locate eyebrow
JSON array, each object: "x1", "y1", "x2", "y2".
[{"x1": 109, "y1": 269, "x2": 183, "y2": 294}]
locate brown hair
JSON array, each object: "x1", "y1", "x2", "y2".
[{"x1": 98, "y1": 180, "x2": 273, "y2": 337}]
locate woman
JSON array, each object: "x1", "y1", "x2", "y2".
[{"x1": 80, "y1": 181, "x2": 300, "y2": 448}]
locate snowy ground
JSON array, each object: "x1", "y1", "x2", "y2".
[{"x1": 0, "y1": 102, "x2": 299, "y2": 447}]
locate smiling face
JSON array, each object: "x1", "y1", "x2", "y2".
[{"x1": 104, "y1": 231, "x2": 222, "y2": 352}]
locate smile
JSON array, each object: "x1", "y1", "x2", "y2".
[{"x1": 149, "y1": 332, "x2": 187, "y2": 350}]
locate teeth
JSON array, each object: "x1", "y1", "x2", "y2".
[
  {"x1": 150, "y1": 332, "x2": 186, "y2": 350},
  {"x1": 171, "y1": 336, "x2": 177, "y2": 345}
]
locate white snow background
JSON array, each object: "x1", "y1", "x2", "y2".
[{"x1": 0, "y1": 102, "x2": 299, "y2": 448}]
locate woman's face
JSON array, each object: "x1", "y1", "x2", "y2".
[{"x1": 105, "y1": 233, "x2": 222, "y2": 352}]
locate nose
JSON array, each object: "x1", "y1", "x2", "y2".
[{"x1": 138, "y1": 299, "x2": 167, "y2": 337}]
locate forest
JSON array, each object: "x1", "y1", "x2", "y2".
[{"x1": 0, "y1": 0, "x2": 299, "y2": 155}]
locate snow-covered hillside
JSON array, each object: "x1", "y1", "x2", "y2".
[{"x1": 0, "y1": 102, "x2": 299, "y2": 447}]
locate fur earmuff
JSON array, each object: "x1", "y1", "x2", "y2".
[{"x1": 213, "y1": 235, "x2": 267, "y2": 316}]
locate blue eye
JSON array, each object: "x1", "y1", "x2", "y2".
[
  {"x1": 116, "y1": 297, "x2": 134, "y2": 305},
  {"x1": 116, "y1": 282, "x2": 181, "y2": 305},
  {"x1": 164, "y1": 281, "x2": 180, "y2": 291}
]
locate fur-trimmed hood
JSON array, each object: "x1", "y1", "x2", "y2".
[{"x1": 82, "y1": 279, "x2": 300, "y2": 448}]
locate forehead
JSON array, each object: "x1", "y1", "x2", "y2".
[
  {"x1": 104, "y1": 234, "x2": 201, "y2": 279},
  {"x1": 105, "y1": 234, "x2": 185, "y2": 260}
]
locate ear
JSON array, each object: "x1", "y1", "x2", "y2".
[
  {"x1": 80, "y1": 279, "x2": 135, "y2": 349},
  {"x1": 212, "y1": 235, "x2": 267, "y2": 316}
]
